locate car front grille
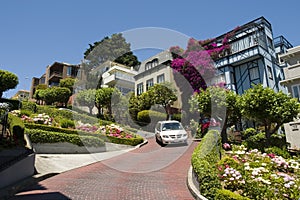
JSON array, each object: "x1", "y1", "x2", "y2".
[{"x1": 169, "y1": 134, "x2": 182, "y2": 139}]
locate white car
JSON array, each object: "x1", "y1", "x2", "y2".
[{"x1": 155, "y1": 120, "x2": 188, "y2": 145}]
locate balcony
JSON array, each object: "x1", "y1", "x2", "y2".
[
  {"x1": 103, "y1": 72, "x2": 135, "y2": 86},
  {"x1": 49, "y1": 71, "x2": 63, "y2": 81}
]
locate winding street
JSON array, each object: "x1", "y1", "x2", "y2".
[{"x1": 10, "y1": 137, "x2": 198, "y2": 200}]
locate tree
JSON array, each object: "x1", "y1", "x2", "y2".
[
  {"x1": 34, "y1": 84, "x2": 47, "y2": 105},
  {"x1": 240, "y1": 84, "x2": 300, "y2": 142},
  {"x1": 83, "y1": 33, "x2": 140, "y2": 73},
  {"x1": 38, "y1": 87, "x2": 71, "y2": 106},
  {"x1": 59, "y1": 78, "x2": 77, "y2": 93},
  {"x1": 39, "y1": 87, "x2": 56, "y2": 105},
  {"x1": 54, "y1": 87, "x2": 72, "y2": 107},
  {"x1": 0, "y1": 70, "x2": 19, "y2": 98},
  {"x1": 75, "y1": 89, "x2": 96, "y2": 114},
  {"x1": 95, "y1": 87, "x2": 117, "y2": 119},
  {"x1": 147, "y1": 83, "x2": 178, "y2": 120},
  {"x1": 190, "y1": 86, "x2": 240, "y2": 142}
]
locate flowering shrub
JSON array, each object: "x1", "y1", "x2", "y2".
[
  {"x1": 217, "y1": 145, "x2": 300, "y2": 199},
  {"x1": 169, "y1": 28, "x2": 239, "y2": 93},
  {"x1": 18, "y1": 113, "x2": 53, "y2": 125},
  {"x1": 99, "y1": 124, "x2": 135, "y2": 139},
  {"x1": 0, "y1": 103, "x2": 9, "y2": 118},
  {"x1": 31, "y1": 113, "x2": 52, "y2": 125},
  {"x1": 76, "y1": 121, "x2": 99, "y2": 132},
  {"x1": 76, "y1": 122, "x2": 136, "y2": 139}
]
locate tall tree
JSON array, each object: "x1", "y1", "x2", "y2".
[
  {"x1": 95, "y1": 87, "x2": 118, "y2": 119},
  {"x1": 75, "y1": 89, "x2": 96, "y2": 114},
  {"x1": 190, "y1": 86, "x2": 240, "y2": 142},
  {"x1": 83, "y1": 33, "x2": 140, "y2": 73},
  {"x1": 240, "y1": 84, "x2": 300, "y2": 142},
  {"x1": 38, "y1": 87, "x2": 71, "y2": 106},
  {"x1": 147, "y1": 83, "x2": 178, "y2": 120},
  {"x1": 0, "y1": 70, "x2": 18, "y2": 98},
  {"x1": 59, "y1": 78, "x2": 77, "y2": 93}
]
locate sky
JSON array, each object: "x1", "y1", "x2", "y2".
[{"x1": 1, "y1": 0, "x2": 300, "y2": 98}]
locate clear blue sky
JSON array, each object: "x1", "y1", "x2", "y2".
[{"x1": 1, "y1": 0, "x2": 299, "y2": 98}]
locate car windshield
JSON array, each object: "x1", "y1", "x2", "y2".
[{"x1": 162, "y1": 122, "x2": 183, "y2": 131}]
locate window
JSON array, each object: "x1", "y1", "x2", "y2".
[
  {"x1": 146, "y1": 79, "x2": 154, "y2": 91},
  {"x1": 157, "y1": 74, "x2": 165, "y2": 83},
  {"x1": 267, "y1": 36, "x2": 274, "y2": 49},
  {"x1": 249, "y1": 67, "x2": 259, "y2": 81},
  {"x1": 137, "y1": 83, "x2": 144, "y2": 95},
  {"x1": 292, "y1": 84, "x2": 300, "y2": 100},
  {"x1": 67, "y1": 66, "x2": 72, "y2": 76},
  {"x1": 152, "y1": 59, "x2": 158, "y2": 67},
  {"x1": 145, "y1": 62, "x2": 152, "y2": 70},
  {"x1": 267, "y1": 66, "x2": 273, "y2": 80}
]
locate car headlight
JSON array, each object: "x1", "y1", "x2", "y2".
[
  {"x1": 183, "y1": 134, "x2": 187, "y2": 137},
  {"x1": 162, "y1": 135, "x2": 169, "y2": 138}
]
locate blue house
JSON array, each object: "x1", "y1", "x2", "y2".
[{"x1": 211, "y1": 17, "x2": 292, "y2": 95}]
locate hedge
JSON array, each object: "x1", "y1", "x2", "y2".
[
  {"x1": 24, "y1": 123, "x2": 107, "y2": 139},
  {"x1": 191, "y1": 129, "x2": 222, "y2": 199},
  {"x1": 215, "y1": 189, "x2": 251, "y2": 200},
  {"x1": 106, "y1": 135, "x2": 144, "y2": 146},
  {"x1": 137, "y1": 110, "x2": 167, "y2": 124},
  {"x1": 24, "y1": 123, "x2": 144, "y2": 146},
  {"x1": 21, "y1": 101, "x2": 37, "y2": 112},
  {"x1": 25, "y1": 129, "x2": 105, "y2": 147},
  {"x1": 7, "y1": 113, "x2": 25, "y2": 146}
]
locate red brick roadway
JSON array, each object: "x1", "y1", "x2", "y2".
[{"x1": 10, "y1": 137, "x2": 198, "y2": 200}]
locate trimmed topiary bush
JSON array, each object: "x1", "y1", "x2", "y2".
[
  {"x1": 21, "y1": 101, "x2": 37, "y2": 112},
  {"x1": 7, "y1": 113, "x2": 25, "y2": 146},
  {"x1": 215, "y1": 189, "x2": 251, "y2": 200},
  {"x1": 60, "y1": 118, "x2": 75, "y2": 129},
  {"x1": 137, "y1": 110, "x2": 167, "y2": 124},
  {"x1": 241, "y1": 128, "x2": 257, "y2": 140},
  {"x1": 242, "y1": 132, "x2": 266, "y2": 151},
  {"x1": 191, "y1": 129, "x2": 222, "y2": 199}
]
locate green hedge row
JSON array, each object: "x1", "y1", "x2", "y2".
[
  {"x1": 106, "y1": 135, "x2": 144, "y2": 146},
  {"x1": 25, "y1": 123, "x2": 144, "y2": 146},
  {"x1": 137, "y1": 110, "x2": 167, "y2": 124},
  {"x1": 25, "y1": 129, "x2": 105, "y2": 147},
  {"x1": 215, "y1": 189, "x2": 250, "y2": 200},
  {"x1": 7, "y1": 113, "x2": 25, "y2": 146},
  {"x1": 191, "y1": 130, "x2": 222, "y2": 199}
]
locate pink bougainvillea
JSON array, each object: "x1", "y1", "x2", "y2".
[{"x1": 170, "y1": 28, "x2": 238, "y2": 93}]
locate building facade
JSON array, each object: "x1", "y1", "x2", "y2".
[
  {"x1": 134, "y1": 50, "x2": 173, "y2": 96},
  {"x1": 101, "y1": 61, "x2": 138, "y2": 95},
  {"x1": 279, "y1": 45, "x2": 300, "y2": 100},
  {"x1": 212, "y1": 17, "x2": 292, "y2": 95},
  {"x1": 134, "y1": 17, "x2": 293, "y2": 112},
  {"x1": 30, "y1": 62, "x2": 80, "y2": 98}
]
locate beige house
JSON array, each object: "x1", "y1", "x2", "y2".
[
  {"x1": 134, "y1": 50, "x2": 182, "y2": 109},
  {"x1": 279, "y1": 45, "x2": 300, "y2": 152},
  {"x1": 279, "y1": 45, "x2": 300, "y2": 100}
]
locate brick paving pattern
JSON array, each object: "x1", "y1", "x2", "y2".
[{"x1": 10, "y1": 137, "x2": 198, "y2": 200}]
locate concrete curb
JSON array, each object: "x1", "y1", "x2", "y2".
[{"x1": 187, "y1": 166, "x2": 208, "y2": 200}]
